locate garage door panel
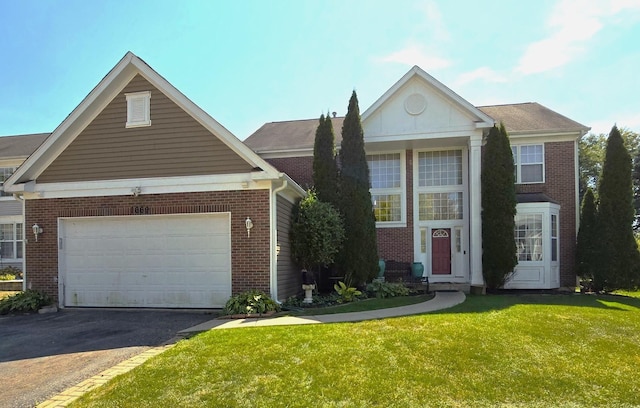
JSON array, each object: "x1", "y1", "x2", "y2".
[{"x1": 60, "y1": 214, "x2": 232, "y2": 308}]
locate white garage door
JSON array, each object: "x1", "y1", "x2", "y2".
[{"x1": 59, "y1": 213, "x2": 231, "y2": 308}]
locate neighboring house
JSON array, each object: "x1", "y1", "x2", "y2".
[
  {"x1": 0, "y1": 133, "x2": 48, "y2": 278},
  {"x1": 245, "y1": 66, "x2": 590, "y2": 291},
  {"x1": 3, "y1": 52, "x2": 304, "y2": 308}
]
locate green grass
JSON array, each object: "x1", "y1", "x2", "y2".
[
  {"x1": 288, "y1": 294, "x2": 433, "y2": 315},
  {"x1": 71, "y1": 293, "x2": 640, "y2": 407}
]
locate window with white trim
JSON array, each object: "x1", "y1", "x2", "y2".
[
  {"x1": 551, "y1": 214, "x2": 558, "y2": 262},
  {"x1": 515, "y1": 213, "x2": 543, "y2": 261},
  {"x1": 367, "y1": 153, "x2": 403, "y2": 223},
  {"x1": 125, "y1": 91, "x2": 151, "y2": 128},
  {"x1": 512, "y1": 144, "x2": 544, "y2": 183},
  {"x1": 0, "y1": 223, "x2": 23, "y2": 260},
  {"x1": 0, "y1": 167, "x2": 16, "y2": 197},
  {"x1": 418, "y1": 192, "x2": 463, "y2": 221},
  {"x1": 418, "y1": 150, "x2": 462, "y2": 187}
]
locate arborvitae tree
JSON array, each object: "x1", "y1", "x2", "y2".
[
  {"x1": 595, "y1": 125, "x2": 640, "y2": 290},
  {"x1": 312, "y1": 113, "x2": 339, "y2": 208},
  {"x1": 633, "y1": 152, "x2": 640, "y2": 230},
  {"x1": 338, "y1": 91, "x2": 378, "y2": 285},
  {"x1": 481, "y1": 123, "x2": 517, "y2": 290},
  {"x1": 576, "y1": 188, "x2": 598, "y2": 284}
]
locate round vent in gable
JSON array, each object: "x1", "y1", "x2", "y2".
[{"x1": 404, "y1": 93, "x2": 427, "y2": 115}]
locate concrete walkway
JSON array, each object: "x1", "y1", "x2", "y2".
[
  {"x1": 37, "y1": 291, "x2": 465, "y2": 407},
  {"x1": 179, "y1": 290, "x2": 466, "y2": 335}
]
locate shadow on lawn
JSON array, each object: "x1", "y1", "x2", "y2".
[{"x1": 435, "y1": 292, "x2": 640, "y2": 315}]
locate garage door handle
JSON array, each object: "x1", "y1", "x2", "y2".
[{"x1": 59, "y1": 238, "x2": 63, "y2": 250}]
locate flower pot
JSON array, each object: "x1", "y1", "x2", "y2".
[
  {"x1": 378, "y1": 259, "x2": 386, "y2": 278},
  {"x1": 411, "y1": 262, "x2": 424, "y2": 278}
]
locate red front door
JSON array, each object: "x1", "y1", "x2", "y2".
[{"x1": 431, "y1": 228, "x2": 451, "y2": 275}]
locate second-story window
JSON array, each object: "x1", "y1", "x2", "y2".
[{"x1": 512, "y1": 144, "x2": 544, "y2": 183}]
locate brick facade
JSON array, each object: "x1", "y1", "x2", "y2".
[
  {"x1": 515, "y1": 141, "x2": 577, "y2": 287},
  {"x1": 267, "y1": 140, "x2": 578, "y2": 288},
  {"x1": 267, "y1": 157, "x2": 314, "y2": 190},
  {"x1": 25, "y1": 190, "x2": 272, "y2": 303}
]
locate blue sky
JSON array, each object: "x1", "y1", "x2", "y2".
[{"x1": 1, "y1": 0, "x2": 639, "y2": 140}]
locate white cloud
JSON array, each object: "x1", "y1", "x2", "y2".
[
  {"x1": 590, "y1": 113, "x2": 640, "y2": 135},
  {"x1": 378, "y1": 44, "x2": 452, "y2": 71},
  {"x1": 418, "y1": 0, "x2": 450, "y2": 42},
  {"x1": 516, "y1": 0, "x2": 640, "y2": 75},
  {"x1": 454, "y1": 67, "x2": 509, "y2": 87}
]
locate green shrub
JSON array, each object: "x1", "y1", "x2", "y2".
[
  {"x1": 365, "y1": 281, "x2": 410, "y2": 298},
  {"x1": 333, "y1": 281, "x2": 362, "y2": 303},
  {"x1": 0, "y1": 290, "x2": 52, "y2": 315},
  {"x1": 223, "y1": 290, "x2": 281, "y2": 316}
]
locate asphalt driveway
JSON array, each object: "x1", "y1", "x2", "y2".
[{"x1": 0, "y1": 309, "x2": 216, "y2": 408}]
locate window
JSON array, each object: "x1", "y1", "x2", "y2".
[
  {"x1": 551, "y1": 214, "x2": 558, "y2": 262},
  {"x1": 418, "y1": 150, "x2": 462, "y2": 187},
  {"x1": 0, "y1": 167, "x2": 16, "y2": 197},
  {"x1": 0, "y1": 223, "x2": 23, "y2": 260},
  {"x1": 418, "y1": 192, "x2": 463, "y2": 221},
  {"x1": 125, "y1": 91, "x2": 151, "y2": 128},
  {"x1": 514, "y1": 213, "x2": 543, "y2": 261},
  {"x1": 512, "y1": 144, "x2": 544, "y2": 183},
  {"x1": 368, "y1": 153, "x2": 403, "y2": 224}
]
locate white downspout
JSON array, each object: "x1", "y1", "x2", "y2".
[
  {"x1": 13, "y1": 193, "x2": 27, "y2": 292},
  {"x1": 270, "y1": 178, "x2": 288, "y2": 302}
]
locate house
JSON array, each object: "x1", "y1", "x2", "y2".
[
  {"x1": 0, "y1": 133, "x2": 48, "y2": 277},
  {"x1": 3, "y1": 52, "x2": 305, "y2": 308},
  {"x1": 245, "y1": 66, "x2": 589, "y2": 291}
]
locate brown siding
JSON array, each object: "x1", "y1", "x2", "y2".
[
  {"x1": 25, "y1": 190, "x2": 271, "y2": 304},
  {"x1": 276, "y1": 195, "x2": 300, "y2": 300},
  {"x1": 38, "y1": 75, "x2": 252, "y2": 183},
  {"x1": 515, "y1": 141, "x2": 577, "y2": 287}
]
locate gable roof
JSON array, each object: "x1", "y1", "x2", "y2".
[
  {"x1": 245, "y1": 102, "x2": 590, "y2": 153},
  {"x1": 5, "y1": 52, "x2": 287, "y2": 191},
  {"x1": 245, "y1": 117, "x2": 344, "y2": 154},
  {"x1": 362, "y1": 65, "x2": 496, "y2": 128},
  {"x1": 478, "y1": 103, "x2": 590, "y2": 135},
  {"x1": 0, "y1": 133, "x2": 49, "y2": 160}
]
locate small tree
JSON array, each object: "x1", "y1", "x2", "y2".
[
  {"x1": 595, "y1": 125, "x2": 639, "y2": 290},
  {"x1": 481, "y1": 123, "x2": 518, "y2": 290},
  {"x1": 290, "y1": 191, "x2": 345, "y2": 280},
  {"x1": 313, "y1": 113, "x2": 339, "y2": 208},
  {"x1": 576, "y1": 188, "x2": 598, "y2": 285},
  {"x1": 338, "y1": 91, "x2": 378, "y2": 285}
]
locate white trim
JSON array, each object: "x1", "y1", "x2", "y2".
[
  {"x1": 257, "y1": 149, "x2": 314, "y2": 159},
  {"x1": 362, "y1": 66, "x2": 495, "y2": 128},
  {"x1": 12, "y1": 173, "x2": 276, "y2": 199}
]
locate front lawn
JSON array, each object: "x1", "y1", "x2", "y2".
[{"x1": 71, "y1": 293, "x2": 640, "y2": 407}]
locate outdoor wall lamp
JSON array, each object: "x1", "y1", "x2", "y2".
[
  {"x1": 245, "y1": 217, "x2": 253, "y2": 237},
  {"x1": 32, "y1": 224, "x2": 43, "y2": 242}
]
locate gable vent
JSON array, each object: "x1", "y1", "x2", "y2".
[{"x1": 125, "y1": 91, "x2": 151, "y2": 128}]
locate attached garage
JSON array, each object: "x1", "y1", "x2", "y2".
[{"x1": 59, "y1": 213, "x2": 231, "y2": 308}]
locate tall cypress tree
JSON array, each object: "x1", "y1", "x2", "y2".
[
  {"x1": 595, "y1": 125, "x2": 639, "y2": 290},
  {"x1": 312, "y1": 113, "x2": 339, "y2": 208},
  {"x1": 576, "y1": 188, "x2": 598, "y2": 285},
  {"x1": 338, "y1": 91, "x2": 378, "y2": 285},
  {"x1": 481, "y1": 123, "x2": 517, "y2": 289}
]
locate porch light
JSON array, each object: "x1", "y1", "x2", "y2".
[
  {"x1": 32, "y1": 224, "x2": 43, "y2": 242},
  {"x1": 245, "y1": 217, "x2": 253, "y2": 237}
]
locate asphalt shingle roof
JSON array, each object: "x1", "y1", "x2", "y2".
[{"x1": 0, "y1": 133, "x2": 49, "y2": 159}]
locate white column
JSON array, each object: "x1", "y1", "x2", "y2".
[{"x1": 469, "y1": 137, "x2": 484, "y2": 288}]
